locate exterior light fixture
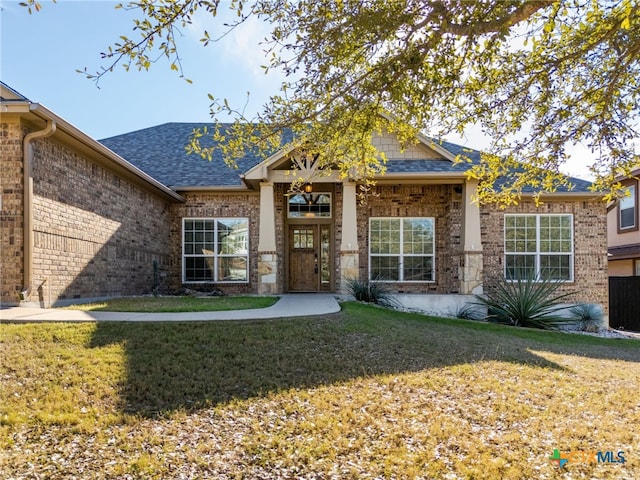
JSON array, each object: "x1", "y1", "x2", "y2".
[{"x1": 304, "y1": 183, "x2": 313, "y2": 193}]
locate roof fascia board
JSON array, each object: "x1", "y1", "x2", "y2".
[
  {"x1": 414, "y1": 132, "x2": 458, "y2": 161},
  {"x1": 1, "y1": 101, "x2": 31, "y2": 113},
  {"x1": 243, "y1": 143, "x2": 298, "y2": 181},
  {"x1": 375, "y1": 171, "x2": 467, "y2": 181},
  {"x1": 173, "y1": 185, "x2": 255, "y2": 193},
  {"x1": 520, "y1": 192, "x2": 602, "y2": 200}
]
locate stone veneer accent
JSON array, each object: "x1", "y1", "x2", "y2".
[
  {"x1": 1, "y1": 122, "x2": 175, "y2": 306},
  {"x1": 480, "y1": 200, "x2": 609, "y2": 313}
]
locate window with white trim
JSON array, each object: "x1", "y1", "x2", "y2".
[
  {"x1": 369, "y1": 218, "x2": 434, "y2": 282},
  {"x1": 183, "y1": 218, "x2": 248, "y2": 282},
  {"x1": 504, "y1": 214, "x2": 573, "y2": 281},
  {"x1": 619, "y1": 182, "x2": 637, "y2": 231}
]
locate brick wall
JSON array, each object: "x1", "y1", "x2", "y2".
[
  {"x1": 351, "y1": 185, "x2": 607, "y2": 307},
  {"x1": 0, "y1": 123, "x2": 25, "y2": 304},
  {"x1": 481, "y1": 200, "x2": 609, "y2": 312},
  {"x1": 31, "y1": 135, "x2": 173, "y2": 304},
  {"x1": 1, "y1": 121, "x2": 175, "y2": 305},
  {"x1": 356, "y1": 184, "x2": 462, "y2": 293},
  {"x1": 169, "y1": 191, "x2": 262, "y2": 294}
]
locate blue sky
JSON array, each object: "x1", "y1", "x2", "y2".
[
  {"x1": 1, "y1": 1, "x2": 284, "y2": 139},
  {"x1": 1, "y1": 1, "x2": 594, "y2": 178}
]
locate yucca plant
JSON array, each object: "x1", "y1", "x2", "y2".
[
  {"x1": 474, "y1": 273, "x2": 576, "y2": 330},
  {"x1": 569, "y1": 303, "x2": 606, "y2": 332},
  {"x1": 345, "y1": 277, "x2": 399, "y2": 308},
  {"x1": 456, "y1": 303, "x2": 485, "y2": 321}
]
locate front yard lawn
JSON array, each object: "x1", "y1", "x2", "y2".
[
  {"x1": 1, "y1": 302, "x2": 638, "y2": 479},
  {"x1": 62, "y1": 295, "x2": 278, "y2": 312}
]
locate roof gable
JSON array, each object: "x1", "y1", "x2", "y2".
[
  {"x1": 243, "y1": 128, "x2": 461, "y2": 183},
  {"x1": 372, "y1": 130, "x2": 454, "y2": 161}
]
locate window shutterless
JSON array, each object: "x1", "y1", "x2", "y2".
[
  {"x1": 182, "y1": 218, "x2": 249, "y2": 283},
  {"x1": 369, "y1": 217, "x2": 435, "y2": 282},
  {"x1": 504, "y1": 214, "x2": 573, "y2": 282}
]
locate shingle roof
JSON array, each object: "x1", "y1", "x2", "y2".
[
  {"x1": 385, "y1": 159, "x2": 472, "y2": 174},
  {"x1": 100, "y1": 123, "x2": 263, "y2": 188},
  {"x1": 100, "y1": 122, "x2": 593, "y2": 193}
]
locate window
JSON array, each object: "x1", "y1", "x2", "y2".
[
  {"x1": 369, "y1": 218, "x2": 434, "y2": 282},
  {"x1": 619, "y1": 182, "x2": 637, "y2": 232},
  {"x1": 504, "y1": 214, "x2": 573, "y2": 281},
  {"x1": 183, "y1": 218, "x2": 248, "y2": 282},
  {"x1": 288, "y1": 193, "x2": 331, "y2": 218}
]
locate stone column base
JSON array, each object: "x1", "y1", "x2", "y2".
[
  {"x1": 257, "y1": 252, "x2": 279, "y2": 295},
  {"x1": 339, "y1": 251, "x2": 359, "y2": 294},
  {"x1": 460, "y1": 251, "x2": 483, "y2": 295}
]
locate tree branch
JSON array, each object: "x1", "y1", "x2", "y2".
[{"x1": 426, "y1": 1, "x2": 555, "y2": 37}]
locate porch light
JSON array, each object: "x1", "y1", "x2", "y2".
[{"x1": 304, "y1": 183, "x2": 313, "y2": 193}]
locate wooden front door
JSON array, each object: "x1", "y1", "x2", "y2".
[{"x1": 289, "y1": 225, "x2": 319, "y2": 292}]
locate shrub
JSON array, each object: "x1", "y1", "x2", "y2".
[
  {"x1": 473, "y1": 274, "x2": 576, "y2": 330},
  {"x1": 456, "y1": 303, "x2": 485, "y2": 321},
  {"x1": 569, "y1": 303, "x2": 606, "y2": 332},
  {"x1": 345, "y1": 277, "x2": 398, "y2": 308}
]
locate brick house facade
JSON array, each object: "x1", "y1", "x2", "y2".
[
  {"x1": 1, "y1": 83, "x2": 183, "y2": 306},
  {"x1": 1, "y1": 83, "x2": 609, "y2": 317}
]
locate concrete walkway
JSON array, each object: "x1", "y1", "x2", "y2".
[{"x1": 0, "y1": 294, "x2": 342, "y2": 322}]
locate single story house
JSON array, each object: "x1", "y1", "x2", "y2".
[{"x1": 1, "y1": 82, "x2": 609, "y2": 318}]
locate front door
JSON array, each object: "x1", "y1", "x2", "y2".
[
  {"x1": 288, "y1": 224, "x2": 333, "y2": 292},
  {"x1": 289, "y1": 225, "x2": 319, "y2": 292}
]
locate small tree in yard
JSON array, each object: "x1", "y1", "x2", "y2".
[{"x1": 474, "y1": 274, "x2": 576, "y2": 330}]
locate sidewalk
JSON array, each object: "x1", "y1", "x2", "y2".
[{"x1": 0, "y1": 294, "x2": 342, "y2": 322}]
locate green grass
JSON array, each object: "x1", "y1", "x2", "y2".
[
  {"x1": 62, "y1": 295, "x2": 278, "y2": 312},
  {"x1": 1, "y1": 302, "x2": 638, "y2": 479}
]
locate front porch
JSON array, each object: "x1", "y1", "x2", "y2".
[{"x1": 251, "y1": 176, "x2": 485, "y2": 297}]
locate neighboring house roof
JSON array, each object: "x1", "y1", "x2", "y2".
[
  {"x1": 101, "y1": 122, "x2": 594, "y2": 193},
  {"x1": 608, "y1": 243, "x2": 640, "y2": 260}
]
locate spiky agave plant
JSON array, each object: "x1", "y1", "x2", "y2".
[
  {"x1": 474, "y1": 273, "x2": 576, "y2": 330},
  {"x1": 569, "y1": 303, "x2": 606, "y2": 332},
  {"x1": 345, "y1": 276, "x2": 399, "y2": 308}
]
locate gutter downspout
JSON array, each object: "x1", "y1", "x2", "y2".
[{"x1": 21, "y1": 118, "x2": 56, "y2": 301}]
